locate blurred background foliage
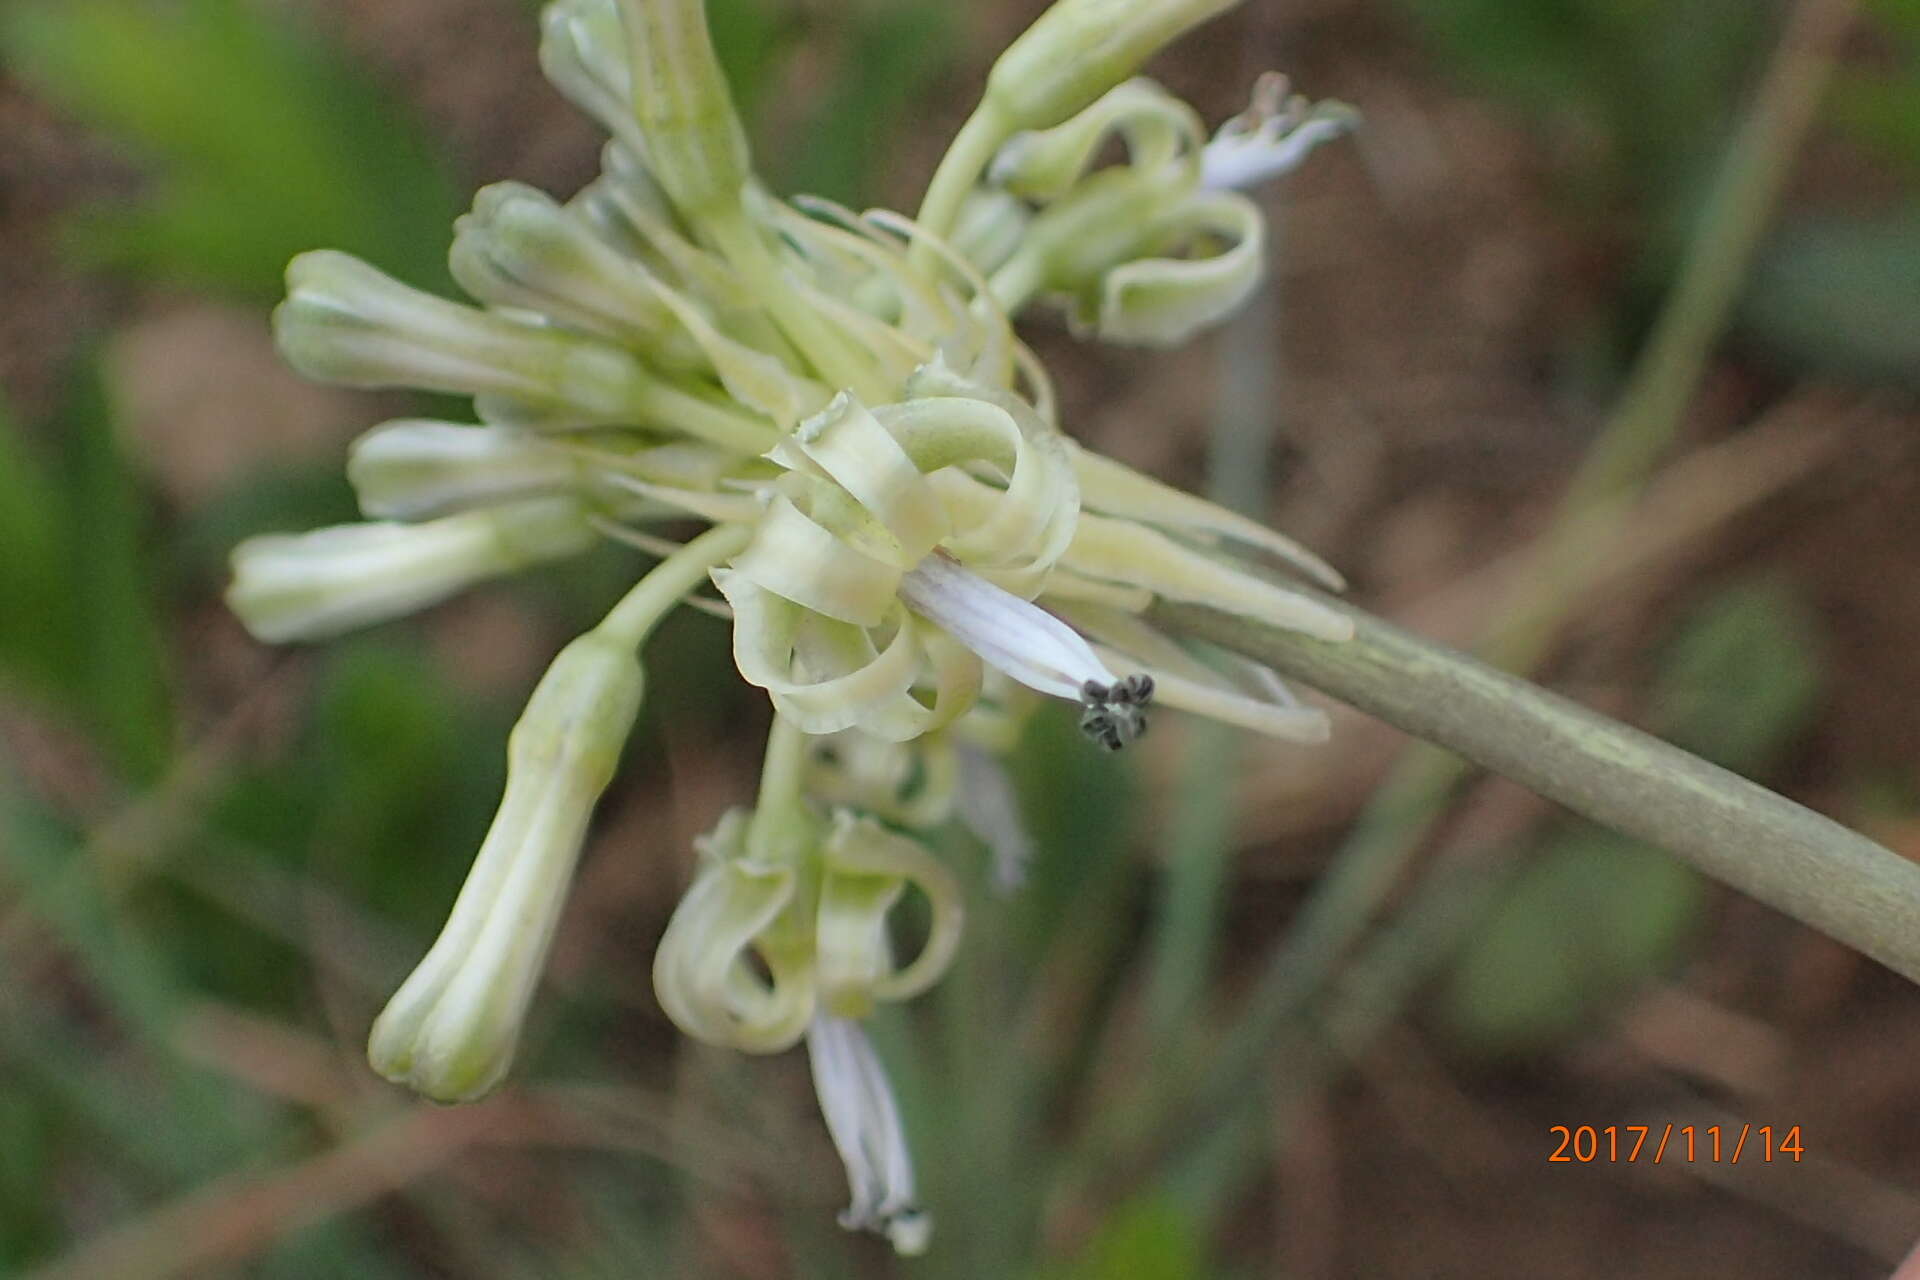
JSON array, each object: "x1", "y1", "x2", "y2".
[{"x1": 1, "y1": 0, "x2": 1919, "y2": 1276}]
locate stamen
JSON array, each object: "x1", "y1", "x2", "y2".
[{"x1": 1076, "y1": 673, "x2": 1155, "y2": 750}]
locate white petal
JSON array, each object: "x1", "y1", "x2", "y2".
[
  {"x1": 899, "y1": 553, "x2": 1115, "y2": 701},
  {"x1": 805, "y1": 1016, "x2": 931, "y2": 1256}
]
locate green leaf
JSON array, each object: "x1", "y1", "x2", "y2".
[
  {"x1": 1649, "y1": 576, "x2": 1824, "y2": 776},
  {"x1": 1, "y1": 0, "x2": 462, "y2": 297},
  {"x1": 1437, "y1": 828, "x2": 1703, "y2": 1056}
]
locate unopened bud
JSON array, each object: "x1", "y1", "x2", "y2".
[
  {"x1": 452, "y1": 182, "x2": 701, "y2": 368},
  {"x1": 347, "y1": 420, "x2": 584, "y2": 520},
  {"x1": 614, "y1": 0, "x2": 750, "y2": 215},
  {"x1": 274, "y1": 250, "x2": 659, "y2": 423},
  {"x1": 368, "y1": 627, "x2": 646, "y2": 1101},
  {"x1": 226, "y1": 499, "x2": 594, "y2": 642},
  {"x1": 985, "y1": 0, "x2": 1240, "y2": 133}
]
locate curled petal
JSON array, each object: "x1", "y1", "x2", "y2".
[
  {"x1": 720, "y1": 574, "x2": 979, "y2": 742},
  {"x1": 729, "y1": 495, "x2": 904, "y2": 627},
  {"x1": 818, "y1": 812, "x2": 965, "y2": 1008},
  {"x1": 1089, "y1": 191, "x2": 1265, "y2": 347},
  {"x1": 771, "y1": 393, "x2": 951, "y2": 568},
  {"x1": 652, "y1": 814, "x2": 815, "y2": 1053},
  {"x1": 989, "y1": 78, "x2": 1202, "y2": 200}
]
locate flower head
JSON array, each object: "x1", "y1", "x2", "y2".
[{"x1": 229, "y1": 0, "x2": 1358, "y2": 1247}]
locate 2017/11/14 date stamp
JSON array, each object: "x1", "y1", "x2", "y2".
[{"x1": 1549, "y1": 1124, "x2": 1805, "y2": 1165}]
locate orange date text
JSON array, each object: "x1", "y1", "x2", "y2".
[{"x1": 1547, "y1": 1124, "x2": 1803, "y2": 1165}]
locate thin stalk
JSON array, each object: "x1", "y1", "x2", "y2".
[
  {"x1": 914, "y1": 105, "x2": 1013, "y2": 257},
  {"x1": 633, "y1": 382, "x2": 782, "y2": 455},
  {"x1": 1154, "y1": 593, "x2": 1920, "y2": 990},
  {"x1": 746, "y1": 714, "x2": 812, "y2": 858},
  {"x1": 598, "y1": 521, "x2": 751, "y2": 647}
]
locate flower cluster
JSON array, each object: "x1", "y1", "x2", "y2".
[{"x1": 227, "y1": 0, "x2": 1353, "y2": 1252}]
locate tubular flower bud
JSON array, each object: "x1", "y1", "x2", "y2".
[
  {"x1": 367, "y1": 627, "x2": 646, "y2": 1101},
  {"x1": 226, "y1": 499, "x2": 595, "y2": 643},
  {"x1": 347, "y1": 421, "x2": 588, "y2": 520},
  {"x1": 450, "y1": 181, "x2": 704, "y2": 369},
  {"x1": 984, "y1": 0, "x2": 1242, "y2": 134},
  {"x1": 613, "y1": 0, "x2": 750, "y2": 216},
  {"x1": 273, "y1": 250, "x2": 663, "y2": 424},
  {"x1": 540, "y1": 0, "x2": 650, "y2": 159}
]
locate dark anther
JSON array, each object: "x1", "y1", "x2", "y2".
[{"x1": 1075, "y1": 672, "x2": 1155, "y2": 751}]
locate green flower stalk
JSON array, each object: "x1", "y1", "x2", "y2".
[{"x1": 228, "y1": 0, "x2": 1356, "y2": 1249}]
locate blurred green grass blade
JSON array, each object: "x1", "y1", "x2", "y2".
[
  {"x1": 58, "y1": 354, "x2": 173, "y2": 781},
  {"x1": 0, "y1": 997, "x2": 212, "y2": 1183},
  {"x1": 1393, "y1": 0, "x2": 1601, "y2": 116},
  {"x1": 1395, "y1": 0, "x2": 1766, "y2": 228},
  {"x1": 1, "y1": 0, "x2": 462, "y2": 296},
  {"x1": 1742, "y1": 211, "x2": 1920, "y2": 391},
  {"x1": 1010, "y1": 704, "x2": 1139, "y2": 942},
  {"x1": 0, "y1": 781, "x2": 262, "y2": 1179}
]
